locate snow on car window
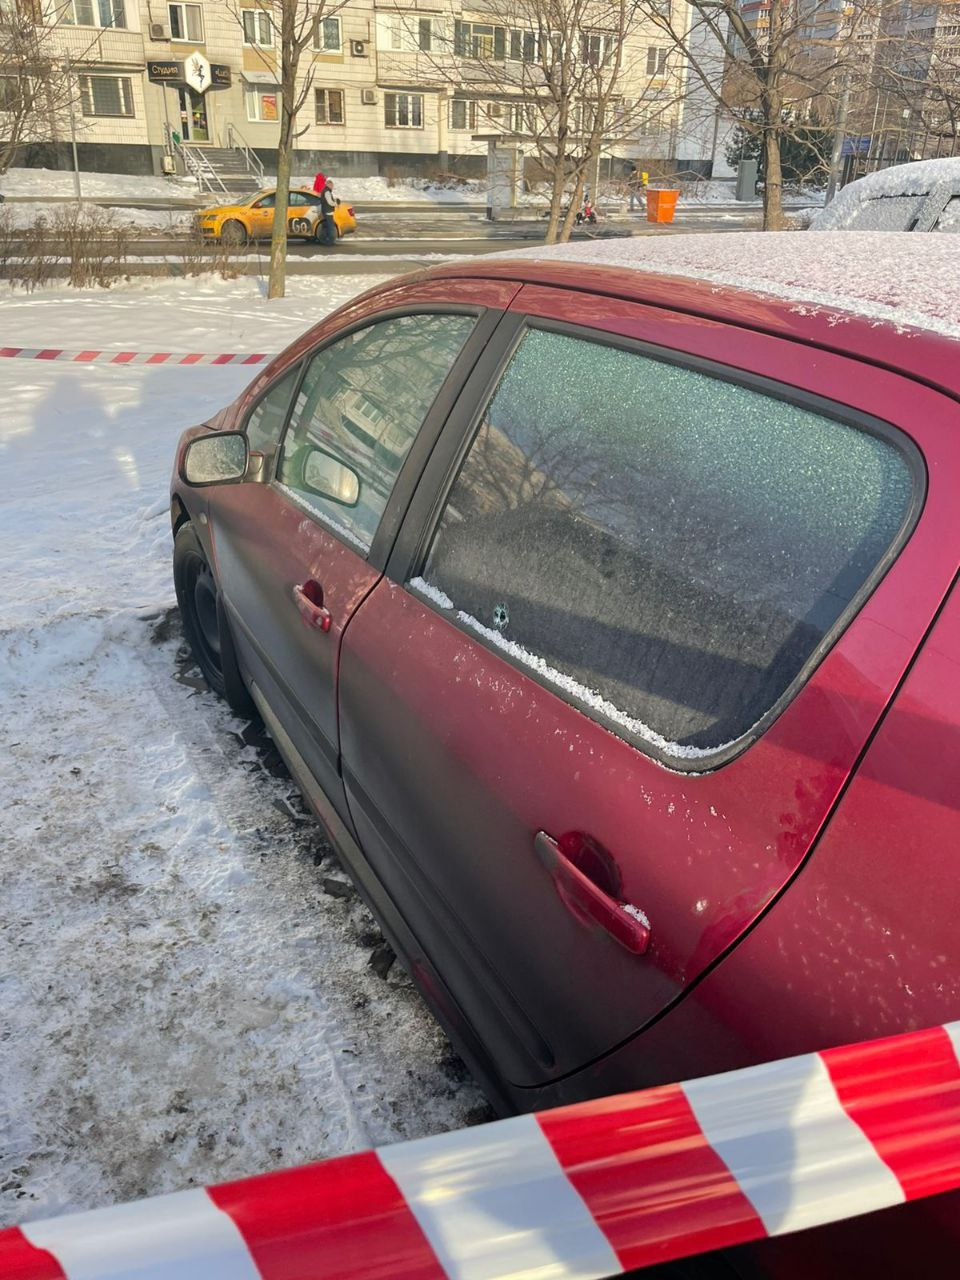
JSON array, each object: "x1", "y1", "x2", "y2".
[
  {"x1": 419, "y1": 329, "x2": 915, "y2": 763},
  {"x1": 937, "y1": 197, "x2": 960, "y2": 233},
  {"x1": 843, "y1": 195, "x2": 926, "y2": 232}
]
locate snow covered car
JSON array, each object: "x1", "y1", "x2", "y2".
[
  {"x1": 810, "y1": 156, "x2": 960, "y2": 232},
  {"x1": 171, "y1": 232, "x2": 960, "y2": 1277}
]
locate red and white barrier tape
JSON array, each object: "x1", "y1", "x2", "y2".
[
  {"x1": 0, "y1": 346, "x2": 269, "y2": 365},
  {"x1": 3, "y1": 1021, "x2": 960, "y2": 1279}
]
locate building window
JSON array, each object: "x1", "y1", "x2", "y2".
[
  {"x1": 242, "y1": 8, "x2": 272, "y2": 46},
  {"x1": 449, "y1": 98, "x2": 477, "y2": 130},
  {"x1": 511, "y1": 101, "x2": 535, "y2": 133},
  {"x1": 384, "y1": 91, "x2": 423, "y2": 128},
  {"x1": 419, "y1": 17, "x2": 432, "y2": 50},
  {"x1": 245, "y1": 86, "x2": 278, "y2": 121},
  {"x1": 168, "y1": 2, "x2": 203, "y2": 41},
  {"x1": 580, "y1": 32, "x2": 610, "y2": 64},
  {"x1": 454, "y1": 20, "x2": 506, "y2": 59},
  {"x1": 0, "y1": 75, "x2": 23, "y2": 113},
  {"x1": 646, "y1": 46, "x2": 668, "y2": 75},
  {"x1": 79, "y1": 74, "x2": 134, "y2": 116},
  {"x1": 62, "y1": 0, "x2": 126, "y2": 27},
  {"x1": 315, "y1": 86, "x2": 344, "y2": 124},
  {"x1": 509, "y1": 28, "x2": 539, "y2": 61},
  {"x1": 313, "y1": 15, "x2": 341, "y2": 51}
]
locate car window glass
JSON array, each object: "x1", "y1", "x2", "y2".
[
  {"x1": 417, "y1": 328, "x2": 915, "y2": 762},
  {"x1": 245, "y1": 365, "x2": 299, "y2": 454},
  {"x1": 277, "y1": 313, "x2": 477, "y2": 553},
  {"x1": 850, "y1": 194, "x2": 925, "y2": 231},
  {"x1": 254, "y1": 193, "x2": 276, "y2": 209},
  {"x1": 936, "y1": 196, "x2": 960, "y2": 232}
]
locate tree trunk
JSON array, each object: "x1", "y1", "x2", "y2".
[
  {"x1": 557, "y1": 170, "x2": 584, "y2": 242},
  {"x1": 762, "y1": 124, "x2": 787, "y2": 230},
  {"x1": 267, "y1": 0, "x2": 298, "y2": 300},
  {"x1": 544, "y1": 159, "x2": 566, "y2": 243}
]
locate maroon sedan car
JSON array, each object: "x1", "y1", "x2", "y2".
[{"x1": 172, "y1": 233, "x2": 960, "y2": 1274}]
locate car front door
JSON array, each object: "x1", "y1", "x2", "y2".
[
  {"x1": 207, "y1": 282, "x2": 517, "y2": 824},
  {"x1": 248, "y1": 192, "x2": 276, "y2": 239},
  {"x1": 337, "y1": 286, "x2": 960, "y2": 1088}
]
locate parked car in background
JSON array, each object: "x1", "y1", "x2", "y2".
[
  {"x1": 170, "y1": 233, "x2": 960, "y2": 1276},
  {"x1": 810, "y1": 156, "x2": 960, "y2": 232},
  {"x1": 196, "y1": 187, "x2": 357, "y2": 245}
]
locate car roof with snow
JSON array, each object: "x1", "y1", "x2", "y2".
[
  {"x1": 426, "y1": 231, "x2": 960, "y2": 399},
  {"x1": 809, "y1": 157, "x2": 960, "y2": 232}
]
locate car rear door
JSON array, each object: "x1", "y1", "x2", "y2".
[
  {"x1": 208, "y1": 279, "x2": 519, "y2": 824},
  {"x1": 337, "y1": 283, "x2": 960, "y2": 1088}
]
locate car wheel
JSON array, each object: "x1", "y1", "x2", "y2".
[
  {"x1": 173, "y1": 522, "x2": 256, "y2": 717},
  {"x1": 220, "y1": 219, "x2": 247, "y2": 247}
]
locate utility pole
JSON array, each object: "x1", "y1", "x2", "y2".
[
  {"x1": 64, "y1": 54, "x2": 82, "y2": 204},
  {"x1": 825, "y1": 70, "x2": 852, "y2": 204}
]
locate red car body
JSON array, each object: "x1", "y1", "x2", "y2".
[{"x1": 171, "y1": 238, "x2": 960, "y2": 1275}]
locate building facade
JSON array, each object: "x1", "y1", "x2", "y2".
[{"x1": 1, "y1": 0, "x2": 691, "y2": 176}]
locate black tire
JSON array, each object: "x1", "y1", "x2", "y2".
[
  {"x1": 220, "y1": 219, "x2": 247, "y2": 247},
  {"x1": 173, "y1": 522, "x2": 256, "y2": 718}
]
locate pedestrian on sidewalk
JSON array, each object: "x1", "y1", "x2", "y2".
[
  {"x1": 628, "y1": 166, "x2": 647, "y2": 212},
  {"x1": 317, "y1": 177, "x2": 338, "y2": 245}
]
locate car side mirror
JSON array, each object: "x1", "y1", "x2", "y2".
[
  {"x1": 181, "y1": 432, "x2": 248, "y2": 486},
  {"x1": 303, "y1": 448, "x2": 359, "y2": 506}
]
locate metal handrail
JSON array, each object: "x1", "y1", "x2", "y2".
[
  {"x1": 227, "y1": 122, "x2": 266, "y2": 185},
  {"x1": 164, "y1": 124, "x2": 228, "y2": 195}
]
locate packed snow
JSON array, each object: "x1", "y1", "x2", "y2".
[
  {"x1": 499, "y1": 231, "x2": 960, "y2": 341},
  {"x1": 1, "y1": 202, "x2": 192, "y2": 233},
  {"x1": 0, "y1": 167, "x2": 198, "y2": 202},
  {"x1": 0, "y1": 275, "x2": 489, "y2": 1228}
]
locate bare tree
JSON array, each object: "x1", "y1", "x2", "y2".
[
  {"x1": 387, "y1": 0, "x2": 681, "y2": 242},
  {"x1": 0, "y1": 0, "x2": 95, "y2": 176},
  {"x1": 645, "y1": 0, "x2": 876, "y2": 228},
  {"x1": 227, "y1": 0, "x2": 344, "y2": 298},
  {"x1": 868, "y1": 3, "x2": 960, "y2": 164}
]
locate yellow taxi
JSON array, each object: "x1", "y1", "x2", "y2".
[{"x1": 196, "y1": 187, "x2": 357, "y2": 245}]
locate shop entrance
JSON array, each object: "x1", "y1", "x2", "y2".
[{"x1": 177, "y1": 87, "x2": 209, "y2": 143}]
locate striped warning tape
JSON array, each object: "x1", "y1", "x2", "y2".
[
  {"x1": 2, "y1": 1021, "x2": 959, "y2": 1278},
  {"x1": 0, "y1": 346, "x2": 270, "y2": 365}
]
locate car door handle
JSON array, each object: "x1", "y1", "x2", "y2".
[
  {"x1": 534, "y1": 830, "x2": 650, "y2": 955},
  {"x1": 293, "y1": 580, "x2": 332, "y2": 633}
]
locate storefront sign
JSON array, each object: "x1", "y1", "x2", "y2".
[
  {"x1": 147, "y1": 60, "x2": 183, "y2": 84},
  {"x1": 184, "y1": 51, "x2": 212, "y2": 94},
  {"x1": 261, "y1": 93, "x2": 278, "y2": 121},
  {"x1": 210, "y1": 64, "x2": 232, "y2": 89}
]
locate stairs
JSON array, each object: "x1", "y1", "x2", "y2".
[{"x1": 183, "y1": 146, "x2": 266, "y2": 196}]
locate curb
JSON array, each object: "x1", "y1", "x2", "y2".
[{"x1": 2, "y1": 1021, "x2": 959, "y2": 1278}]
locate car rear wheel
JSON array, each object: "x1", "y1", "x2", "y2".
[
  {"x1": 220, "y1": 219, "x2": 247, "y2": 247},
  {"x1": 173, "y1": 522, "x2": 256, "y2": 718}
]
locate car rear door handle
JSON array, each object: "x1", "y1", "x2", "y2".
[
  {"x1": 293, "y1": 580, "x2": 332, "y2": 632},
  {"x1": 534, "y1": 830, "x2": 650, "y2": 955}
]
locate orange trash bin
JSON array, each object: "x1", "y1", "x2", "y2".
[{"x1": 646, "y1": 188, "x2": 679, "y2": 224}]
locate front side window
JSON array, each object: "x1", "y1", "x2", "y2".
[
  {"x1": 315, "y1": 87, "x2": 344, "y2": 124},
  {"x1": 245, "y1": 366, "x2": 299, "y2": 454},
  {"x1": 417, "y1": 328, "x2": 915, "y2": 763},
  {"x1": 169, "y1": 2, "x2": 203, "y2": 41},
  {"x1": 79, "y1": 74, "x2": 133, "y2": 116},
  {"x1": 242, "y1": 7, "x2": 272, "y2": 45},
  {"x1": 251, "y1": 191, "x2": 276, "y2": 208},
  {"x1": 936, "y1": 195, "x2": 960, "y2": 232},
  {"x1": 384, "y1": 92, "x2": 422, "y2": 128},
  {"x1": 314, "y1": 15, "x2": 341, "y2": 50},
  {"x1": 276, "y1": 313, "x2": 477, "y2": 553},
  {"x1": 851, "y1": 195, "x2": 926, "y2": 231},
  {"x1": 62, "y1": 0, "x2": 125, "y2": 27}
]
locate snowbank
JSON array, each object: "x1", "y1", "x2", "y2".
[
  {"x1": 0, "y1": 275, "x2": 486, "y2": 1227},
  {"x1": 0, "y1": 166, "x2": 198, "y2": 201}
]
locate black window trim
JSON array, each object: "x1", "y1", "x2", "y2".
[
  {"x1": 388, "y1": 312, "x2": 927, "y2": 773},
  {"x1": 240, "y1": 359, "x2": 303, "y2": 457},
  {"x1": 268, "y1": 304, "x2": 505, "y2": 571}
]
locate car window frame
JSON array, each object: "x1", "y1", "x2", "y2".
[
  {"x1": 388, "y1": 312, "x2": 926, "y2": 772},
  {"x1": 268, "y1": 304, "x2": 505, "y2": 570},
  {"x1": 239, "y1": 359, "x2": 303, "y2": 457}
]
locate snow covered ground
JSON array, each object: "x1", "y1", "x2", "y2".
[
  {"x1": 0, "y1": 167, "x2": 198, "y2": 202},
  {"x1": 0, "y1": 275, "x2": 490, "y2": 1229},
  {"x1": 1, "y1": 202, "x2": 192, "y2": 233}
]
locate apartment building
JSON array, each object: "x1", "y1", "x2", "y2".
[{"x1": 1, "y1": 0, "x2": 688, "y2": 176}]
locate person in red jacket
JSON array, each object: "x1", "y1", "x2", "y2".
[{"x1": 312, "y1": 171, "x2": 326, "y2": 194}]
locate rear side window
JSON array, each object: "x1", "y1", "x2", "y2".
[
  {"x1": 936, "y1": 196, "x2": 960, "y2": 233},
  {"x1": 417, "y1": 328, "x2": 916, "y2": 763},
  {"x1": 245, "y1": 365, "x2": 299, "y2": 454},
  {"x1": 849, "y1": 194, "x2": 926, "y2": 231},
  {"x1": 277, "y1": 313, "x2": 476, "y2": 553}
]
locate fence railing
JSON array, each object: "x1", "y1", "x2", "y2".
[
  {"x1": 226, "y1": 122, "x2": 266, "y2": 185},
  {"x1": 2, "y1": 1020, "x2": 960, "y2": 1278},
  {"x1": 165, "y1": 126, "x2": 228, "y2": 195}
]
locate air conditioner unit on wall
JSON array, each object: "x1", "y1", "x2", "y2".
[
  {"x1": 351, "y1": 40, "x2": 367, "y2": 56},
  {"x1": 361, "y1": 88, "x2": 377, "y2": 104},
  {"x1": 149, "y1": 22, "x2": 168, "y2": 39}
]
